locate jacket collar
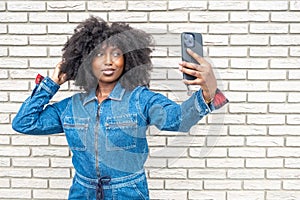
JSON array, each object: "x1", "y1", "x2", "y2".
[{"x1": 83, "y1": 82, "x2": 126, "y2": 105}]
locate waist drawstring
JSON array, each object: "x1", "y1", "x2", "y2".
[{"x1": 96, "y1": 176, "x2": 111, "y2": 200}]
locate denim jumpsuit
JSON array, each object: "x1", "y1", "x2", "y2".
[{"x1": 12, "y1": 76, "x2": 228, "y2": 200}]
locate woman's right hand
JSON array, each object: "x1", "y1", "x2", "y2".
[{"x1": 50, "y1": 61, "x2": 68, "y2": 85}]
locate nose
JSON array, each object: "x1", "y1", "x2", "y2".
[{"x1": 104, "y1": 53, "x2": 112, "y2": 66}]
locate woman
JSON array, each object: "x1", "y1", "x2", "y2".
[{"x1": 12, "y1": 16, "x2": 228, "y2": 200}]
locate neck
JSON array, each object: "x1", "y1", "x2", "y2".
[{"x1": 96, "y1": 81, "x2": 117, "y2": 100}]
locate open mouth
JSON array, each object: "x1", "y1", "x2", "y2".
[{"x1": 102, "y1": 68, "x2": 116, "y2": 76}]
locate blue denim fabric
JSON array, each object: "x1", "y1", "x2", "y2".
[{"x1": 12, "y1": 76, "x2": 218, "y2": 199}]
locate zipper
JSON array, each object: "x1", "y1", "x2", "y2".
[{"x1": 95, "y1": 103, "x2": 101, "y2": 178}]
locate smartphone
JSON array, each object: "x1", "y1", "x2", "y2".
[{"x1": 181, "y1": 32, "x2": 203, "y2": 80}]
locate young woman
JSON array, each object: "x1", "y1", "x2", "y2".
[{"x1": 12, "y1": 16, "x2": 228, "y2": 200}]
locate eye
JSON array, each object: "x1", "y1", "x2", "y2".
[
  {"x1": 112, "y1": 51, "x2": 121, "y2": 57},
  {"x1": 96, "y1": 52, "x2": 104, "y2": 57}
]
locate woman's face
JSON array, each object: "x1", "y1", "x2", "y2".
[{"x1": 92, "y1": 45, "x2": 124, "y2": 85}]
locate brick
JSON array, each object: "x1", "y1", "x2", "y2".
[
  {"x1": 166, "y1": 180, "x2": 202, "y2": 190},
  {"x1": 169, "y1": 1, "x2": 207, "y2": 11},
  {"x1": 207, "y1": 136, "x2": 244, "y2": 147},
  {"x1": 0, "y1": 92, "x2": 8, "y2": 102},
  {"x1": 167, "y1": 136, "x2": 205, "y2": 147},
  {"x1": 268, "y1": 148, "x2": 300, "y2": 158},
  {"x1": 288, "y1": 93, "x2": 300, "y2": 102},
  {"x1": 29, "y1": 13, "x2": 68, "y2": 22},
  {"x1": 33, "y1": 189, "x2": 69, "y2": 199},
  {"x1": 69, "y1": 13, "x2": 108, "y2": 22},
  {"x1": 247, "y1": 115, "x2": 285, "y2": 125},
  {"x1": 0, "y1": 114, "x2": 9, "y2": 124},
  {"x1": 190, "y1": 124, "x2": 228, "y2": 136},
  {"x1": 206, "y1": 158, "x2": 244, "y2": 168},
  {"x1": 189, "y1": 169, "x2": 226, "y2": 179},
  {"x1": 109, "y1": 12, "x2": 148, "y2": 22},
  {"x1": 270, "y1": 58, "x2": 300, "y2": 69},
  {"x1": 0, "y1": 168, "x2": 31, "y2": 178},
  {"x1": 289, "y1": 70, "x2": 300, "y2": 79},
  {"x1": 0, "y1": 24, "x2": 7, "y2": 33},
  {"x1": 287, "y1": 115, "x2": 300, "y2": 125},
  {"x1": 0, "y1": 35, "x2": 28, "y2": 45},
  {"x1": 9, "y1": 24, "x2": 47, "y2": 35},
  {"x1": 0, "y1": 157, "x2": 10, "y2": 166},
  {"x1": 246, "y1": 158, "x2": 283, "y2": 168},
  {"x1": 47, "y1": 1, "x2": 85, "y2": 11},
  {"x1": 168, "y1": 23, "x2": 207, "y2": 34},
  {"x1": 12, "y1": 178, "x2": 48, "y2": 188},
  {"x1": 286, "y1": 137, "x2": 300, "y2": 147},
  {"x1": 269, "y1": 126, "x2": 300, "y2": 136},
  {"x1": 0, "y1": 58, "x2": 28, "y2": 68},
  {"x1": 145, "y1": 158, "x2": 167, "y2": 168},
  {"x1": 190, "y1": 147, "x2": 227, "y2": 158},
  {"x1": 248, "y1": 92, "x2": 286, "y2": 103},
  {"x1": 189, "y1": 191, "x2": 226, "y2": 200},
  {"x1": 32, "y1": 147, "x2": 70, "y2": 157},
  {"x1": 0, "y1": 147, "x2": 30, "y2": 156},
  {"x1": 208, "y1": 1, "x2": 248, "y2": 10},
  {"x1": 248, "y1": 70, "x2": 286, "y2": 80},
  {"x1": 0, "y1": 69, "x2": 8, "y2": 79},
  {"x1": 33, "y1": 168, "x2": 70, "y2": 178},
  {"x1": 209, "y1": 24, "x2": 248, "y2": 34},
  {"x1": 0, "y1": 178, "x2": 9, "y2": 188},
  {"x1": 150, "y1": 12, "x2": 188, "y2": 22},
  {"x1": 228, "y1": 191, "x2": 264, "y2": 200},
  {"x1": 244, "y1": 180, "x2": 281, "y2": 190},
  {"x1": 10, "y1": 69, "x2": 46, "y2": 79},
  {"x1": 231, "y1": 58, "x2": 268, "y2": 69},
  {"x1": 47, "y1": 24, "x2": 75, "y2": 34},
  {"x1": 229, "y1": 125, "x2": 267, "y2": 136},
  {"x1": 50, "y1": 136, "x2": 68, "y2": 146},
  {"x1": 131, "y1": 23, "x2": 167, "y2": 34},
  {"x1": 149, "y1": 147, "x2": 187, "y2": 157},
  {"x1": 29, "y1": 58, "x2": 61, "y2": 68},
  {"x1": 190, "y1": 12, "x2": 229, "y2": 22},
  {"x1": 230, "y1": 35, "x2": 269, "y2": 46},
  {"x1": 168, "y1": 158, "x2": 205, "y2": 168},
  {"x1": 0, "y1": 13, "x2": 27, "y2": 22},
  {"x1": 285, "y1": 158, "x2": 300, "y2": 168},
  {"x1": 267, "y1": 191, "x2": 300, "y2": 200},
  {"x1": 13, "y1": 157, "x2": 49, "y2": 167},
  {"x1": 29, "y1": 35, "x2": 67, "y2": 45},
  {"x1": 227, "y1": 169, "x2": 265, "y2": 179},
  {"x1": 0, "y1": 47, "x2": 7, "y2": 57},
  {"x1": 271, "y1": 35, "x2": 300, "y2": 46},
  {"x1": 147, "y1": 179, "x2": 164, "y2": 189},
  {"x1": 148, "y1": 136, "x2": 166, "y2": 146},
  {"x1": 270, "y1": 81, "x2": 300, "y2": 91},
  {"x1": 87, "y1": 1, "x2": 126, "y2": 11},
  {"x1": 10, "y1": 47, "x2": 47, "y2": 57},
  {"x1": 250, "y1": 23, "x2": 288, "y2": 34},
  {"x1": 0, "y1": 189, "x2": 31, "y2": 199},
  {"x1": 49, "y1": 179, "x2": 72, "y2": 189},
  {"x1": 272, "y1": 12, "x2": 300, "y2": 22},
  {"x1": 208, "y1": 113, "x2": 245, "y2": 124},
  {"x1": 249, "y1": 1, "x2": 288, "y2": 10},
  {"x1": 12, "y1": 135, "x2": 49, "y2": 145},
  {"x1": 204, "y1": 180, "x2": 242, "y2": 190},
  {"x1": 128, "y1": 1, "x2": 166, "y2": 11},
  {"x1": 291, "y1": 0, "x2": 300, "y2": 10},
  {"x1": 284, "y1": 180, "x2": 300, "y2": 190},
  {"x1": 209, "y1": 47, "x2": 248, "y2": 57},
  {"x1": 150, "y1": 190, "x2": 187, "y2": 200},
  {"x1": 229, "y1": 148, "x2": 265, "y2": 158},
  {"x1": 7, "y1": 1, "x2": 45, "y2": 11},
  {"x1": 230, "y1": 81, "x2": 268, "y2": 91},
  {"x1": 230, "y1": 12, "x2": 269, "y2": 22},
  {"x1": 149, "y1": 169, "x2": 187, "y2": 179},
  {"x1": 267, "y1": 169, "x2": 300, "y2": 179},
  {"x1": 0, "y1": 2, "x2": 4, "y2": 10},
  {"x1": 250, "y1": 47, "x2": 288, "y2": 57},
  {"x1": 51, "y1": 157, "x2": 73, "y2": 168},
  {"x1": 290, "y1": 24, "x2": 300, "y2": 33},
  {"x1": 270, "y1": 103, "x2": 300, "y2": 114},
  {"x1": 229, "y1": 103, "x2": 267, "y2": 114},
  {"x1": 247, "y1": 136, "x2": 283, "y2": 147}
]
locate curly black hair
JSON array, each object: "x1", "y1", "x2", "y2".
[{"x1": 60, "y1": 16, "x2": 154, "y2": 91}]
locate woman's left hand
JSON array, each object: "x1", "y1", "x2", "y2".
[{"x1": 179, "y1": 48, "x2": 217, "y2": 103}]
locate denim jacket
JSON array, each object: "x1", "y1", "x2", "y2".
[{"x1": 12, "y1": 76, "x2": 228, "y2": 198}]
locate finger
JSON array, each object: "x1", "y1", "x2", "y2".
[
  {"x1": 187, "y1": 48, "x2": 210, "y2": 67},
  {"x1": 179, "y1": 61, "x2": 204, "y2": 72},
  {"x1": 181, "y1": 66, "x2": 203, "y2": 78}
]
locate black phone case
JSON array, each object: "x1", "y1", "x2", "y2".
[{"x1": 181, "y1": 32, "x2": 203, "y2": 80}]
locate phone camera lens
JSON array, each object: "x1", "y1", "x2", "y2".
[{"x1": 184, "y1": 33, "x2": 194, "y2": 47}]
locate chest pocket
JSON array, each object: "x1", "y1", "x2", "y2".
[
  {"x1": 105, "y1": 114, "x2": 138, "y2": 151},
  {"x1": 63, "y1": 117, "x2": 89, "y2": 151}
]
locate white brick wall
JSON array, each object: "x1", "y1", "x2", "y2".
[{"x1": 1, "y1": 0, "x2": 299, "y2": 200}]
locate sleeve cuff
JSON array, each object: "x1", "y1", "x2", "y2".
[{"x1": 209, "y1": 88, "x2": 229, "y2": 110}]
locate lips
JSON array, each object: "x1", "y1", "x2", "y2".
[{"x1": 102, "y1": 68, "x2": 116, "y2": 76}]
